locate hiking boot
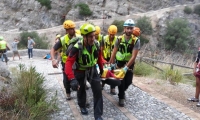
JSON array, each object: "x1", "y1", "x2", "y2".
[
  {"x1": 197, "y1": 102, "x2": 200, "y2": 107},
  {"x1": 110, "y1": 88, "x2": 116, "y2": 95},
  {"x1": 119, "y1": 99, "x2": 125, "y2": 107},
  {"x1": 95, "y1": 116, "x2": 103, "y2": 120},
  {"x1": 66, "y1": 93, "x2": 71, "y2": 100},
  {"x1": 80, "y1": 107, "x2": 88, "y2": 115},
  {"x1": 187, "y1": 97, "x2": 199, "y2": 102}
]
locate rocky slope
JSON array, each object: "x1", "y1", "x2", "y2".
[{"x1": 0, "y1": 0, "x2": 199, "y2": 31}]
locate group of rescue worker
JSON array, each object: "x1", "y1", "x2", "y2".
[{"x1": 50, "y1": 19, "x2": 140, "y2": 120}]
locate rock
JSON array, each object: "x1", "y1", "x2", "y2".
[{"x1": 0, "y1": 61, "x2": 10, "y2": 78}]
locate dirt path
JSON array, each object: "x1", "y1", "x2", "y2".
[{"x1": 133, "y1": 76, "x2": 200, "y2": 114}]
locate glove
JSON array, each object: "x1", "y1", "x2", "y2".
[
  {"x1": 110, "y1": 63, "x2": 116, "y2": 70},
  {"x1": 122, "y1": 66, "x2": 128, "y2": 73},
  {"x1": 106, "y1": 64, "x2": 116, "y2": 70},
  {"x1": 70, "y1": 79, "x2": 79, "y2": 91}
]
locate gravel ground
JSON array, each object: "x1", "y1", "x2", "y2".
[{"x1": 7, "y1": 56, "x2": 195, "y2": 120}]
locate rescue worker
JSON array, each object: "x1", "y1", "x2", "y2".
[
  {"x1": 109, "y1": 19, "x2": 140, "y2": 107},
  {"x1": 0, "y1": 36, "x2": 10, "y2": 64},
  {"x1": 101, "y1": 25, "x2": 118, "y2": 95},
  {"x1": 50, "y1": 20, "x2": 80, "y2": 100},
  {"x1": 65, "y1": 23, "x2": 104, "y2": 120},
  {"x1": 95, "y1": 26, "x2": 103, "y2": 43}
]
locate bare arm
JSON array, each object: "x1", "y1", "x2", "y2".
[{"x1": 109, "y1": 47, "x2": 118, "y2": 64}]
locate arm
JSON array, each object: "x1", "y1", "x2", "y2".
[
  {"x1": 126, "y1": 39, "x2": 140, "y2": 68},
  {"x1": 109, "y1": 47, "x2": 118, "y2": 64},
  {"x1": 50, "y1": 40, "x2": 62, "y2": 68},
  {"x1": 109, "y1": 38, "x2": 119, "y2": 64},
  {"x1": 65, "y1": 47, "x2": 78, "y2": 80}
]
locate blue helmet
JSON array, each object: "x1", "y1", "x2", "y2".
[{"x1": 123, "y1": 19, "x2": 135, "y2": 27}]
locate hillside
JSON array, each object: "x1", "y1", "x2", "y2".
[{"x1": 0, "y1": 0, "x2": 200, "y2": 66}]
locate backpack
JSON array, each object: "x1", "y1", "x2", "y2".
[{"x1": 66, "y1": 37, "x2": 100, "y2": 59}]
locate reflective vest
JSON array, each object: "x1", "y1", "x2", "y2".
[
  {"x1": 74, "y1": 39, "x2": 99, "y2": 70},
  {"x1": 60, "y1": 34, "x2": 81, "y2": 63},
  {"x1": 97, "y1": 34, "x2": 103, "y2": 42},
  {"x1": 116, "y1": 34, "x2": 138, "y2": 62},
  {"x1": 102, "y1": 35, "x2": 117, "y2": 59},
  {"x1": 0, "y1": 41, "x2": 6, "y2": 50}
]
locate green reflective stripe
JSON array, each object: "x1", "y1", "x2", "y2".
[
  {"x1": 0, "y1": 41, "x2": 6, "y2": 50},
  {"x1": 103, "y1": 35, "x2": 117, "y2": 59},
  {"x1": 60, "y1": 34, "x2": 81, "y2": 63},
  {"x1": 116, "y1": 35, "x2": 138, "y2": 61},
  {"x1": 74, "y1": 40, "x2": 98, "y2": 70},
  {"x1": 97, "y1": 34, "x2": 103, "y2": 42}
]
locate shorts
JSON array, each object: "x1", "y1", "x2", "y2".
[{"x1": 13, "y1": 51, "x2": 19, "y2": 55}]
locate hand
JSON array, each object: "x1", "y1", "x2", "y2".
[
  {"x1": 52, "y1": 59, "x2": 58, "y2": 68},
  {"x1": 110, "y1": 63, "x2": 116, "y2": 70},
  {"x1": 122, "y1": 66, "x2": 128, "y2": 73},
  {"x1": 70, "y1": 79, "x2": 79, "y2": 91}
]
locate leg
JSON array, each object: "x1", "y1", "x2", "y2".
[
  {"x1": 61, "y1": 62, "x2": 71, "y2": 99},
  {"x1": 118, "y1": 71, "x2": 133, "y2": 107},
  {"x1": 124, "y1": 70, "x2": 133, "y2": 91},
  {"x1": 28, "y1": 49, "x2": 31, "y2": 59},
  {"x1": 110, "y1": 85, "x2": 116, "y2": 95},
  {"x1": 90, "y1": 80, "x2": 103, "y2": 119},
  {"x1": 195, "y1": 77, "x2": 200, "y2": 99},
  {"x1": 30, "y1": 48, "x2": 33, "y2": 58}
]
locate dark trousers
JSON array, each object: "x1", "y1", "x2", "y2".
[
  {"x1": 28, "y1": 48, "x2": 33, "y2": 58},
  {"x1": 61, "y1": 62, "x2": 71, "y2": 94},
  {"x1": 118, "y1": 70, "x2": 133, "y2": 99},
  {"x1": 0, "y1": 50, "x2": 8, "y2": 63},
  {"x1": 75, "y1": 68, "x2": 103, "y2": 119}
]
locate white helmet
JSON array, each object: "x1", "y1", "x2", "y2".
[{"x1": 123, "y1": 19, "x2": 135, "y2": 27}]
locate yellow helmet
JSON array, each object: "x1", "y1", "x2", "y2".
[
  {"x1": 63, "y1": 20, "x2": 75, "y2": 29},
  {"x1": 95, "y1": 26, "x2": 101, "y2": 35},
  {"x1": 108, "y1": 25, "x2": 117, "y2": 35},
  {"x1": 75, "y1": 29, "x2": 81, "y2": 35}
]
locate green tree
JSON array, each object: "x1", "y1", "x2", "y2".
[
  {"x1": 136, "y1": 16, "x2": 153, "y2": 35},
  {"x1": 163, "y1": 18, "x2": 191, "y2": 52},
  {"x1": 184, "y1": 6, "x2": 192, "y2": 14},
  {"x1": 37, "y1": 0, "x2": 52, "y2": 10},
  {"x1": 194, "y1": 4, "x2": 200, "y2": 16},
  {"x1": 19, "y1": 32, "x2": 49, "y2": 49},
  {"x1": 111, "y1": 20, "x2": 124, "y2": 34},
  {"x1": 75, "y1": 3, "x2": 92, "y2": 17}
]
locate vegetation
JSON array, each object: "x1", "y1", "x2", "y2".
[
  {"x1": 75, "y1": 3, "x2": 92, "y2": 17},
  {"x1": 19, "y1": 31, "x2": 49, "y2": 49},
  {"x1": 194, "y1": 4, "x2": 200, "y2": 16},
  {"x1": 184, "y1": 6, "x2": 193, "y2": 14},
  {"x1": 140, "y1": 36, "x2": 149, "y2": 46},
  {"x1": 37, "y1": 0, "x2": 52, "y2": 10},
  {"x1": 163, "y1": 18, "x2": 192, "y2": 53},
  {"x1": 135, "y1": 16, "x2": 153, "y2": 35},
  {"x1": 134, "y1": 62, "x2": 156, "y2": 76},
  {"x1": 111, "y1": 20, "x2": 124, "y2": 34},
  {"x1": 0, "y1": 64, "x2": 57, "y2": 119},
  {"x1": 162, "y1": 67, "x2": 183, "y2": 85}
]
